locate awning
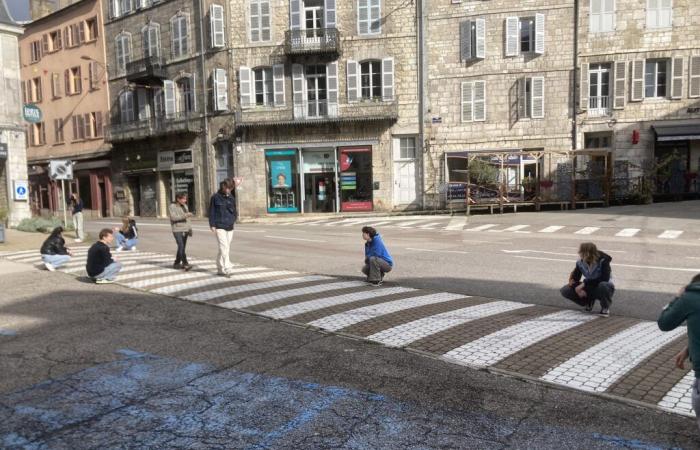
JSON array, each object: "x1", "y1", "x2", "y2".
[{"x1": 653, "y1": 124, "x2": 700, "y2": 142}]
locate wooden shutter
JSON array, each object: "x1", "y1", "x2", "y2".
[
  {"x1": 689, "y1": 56, "x2": 700, "y2": 98},
  {"x1": 260, "y1": 1, "x2": 270, "y2": 41},
  {"x1": 475, "y1": 18, "x2": 486, "y2": 59},
  {"x1": 473, "y1": 80, "x2": 486, "y2": 121},
  {"x1": 273, "y1": 64, "x2": 285, "y2": 106},
  {"x1": 671, "y1": 57, "x2": 683, "y2": 99},
  {"x1": 75, "y1": 67, "x2": 82, "y2": 94},
  {"x1": 56, "y1": 30, "x2": 62, "y2": 49},
  {"x1": 95, "y1": 112, "x2": 103, "y2": 137},
  {"x1": 72, "y1": 116, "x2": 78, "y2": 140},
  {"x1": 41, "y1": 34, "x2": 49, "y2": 54},
  {"x1": 36, "y1": 79, "x2": 42, "y2": 102},
  {"x1": 64, "y1": 69, "x2": 70, "y2": 95},
  {"x1": 215, "y1": 68, "x2": 228, "y2": 111},
  {"x1": 631, "y1": 60, "x2": 644, "y2": 101},
  {"x1": 602, "y1": 0, "x2": 615, "y2": 31},
  {"x1": 461, "y1": 81, "x2": 473, "y2": 122},
  {"x1": 517, "y1": 78, "x2": 527, "y2": 119},
  {"x1": 210, "y1": 4, "x2": 224, "y2": 48},
  {"x1": 137, "y1": 88, "x2": 149, "y2": 120},
  {"x1": 189, "y1": 74, "x2": 197, "y2": 112},
  {"x1": 358, "y1": 0, "x2": 369, "y2": 35},
  {"x1": 40, "y1": 123, "x2": 46, "y2": 144},
  {"x1": 346, "y1": 60, "x2": 359, "y2": 102},
  {"x1": 459, "y1": 20, "x2": 472, "y2": 62},
  {"x1": 647, "y1": 0, "x2": 658, "y2": 28},
  {"x1": 21, "y1": 80, "x2": 26, "y2": 103},
  {"x1": 91, "y1": 61, "x2": 100, "y2": 89},
  {"x1": 590, "y1": 0, "x2": 600, "y2": 32},
  {"x1": 579, "y1": 63, "x2": 589, "y2": 110},
  {"x1": 327, "y1": 61, "x2": 339, "y2": 117},
  {"x1": 505, "y1": 17, "x2": 519, "y2": 57},
  {"x1": 613, "y1": 61, "x2": 626, "y2": 109},
  {"x1": 531, "y1": 76, "x2": 545, "y2": 118},
  {"x1": 238, "y1": 66, "x2": 253, "y2": 108},
  {"x1": 78, "y1": 23, "x2": 86, "y2": 43},
  {"x1": 382, "y1": 57, "x2": 394, "y2": 101},
  {"x1": 290, "y1": 0, "x2": 301, "y2": 30},
  {"x1": 164, "y1": 80, "x2": 175, "y2": 116},
  {"x1": 84, "y1": 113, "x2": 92, "y2": 138},
  {"x1": 535, "y1": 13, "x2": 545, "y2": 55},
  {"x1": 325, "y1": 0, "x2": 336, "y2": 28},
  {"x1": 292, "y1": 64, "x2": 304, "y2": 118}
]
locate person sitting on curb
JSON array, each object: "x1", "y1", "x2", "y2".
[
  {"x1": 658, "y1": 274, "x2": 700, "y2": 433},
  {"x1": 40, "y1": 226, "x2": 72, "y2": 271},
  {"x1": 560, "y1": 242, "x2": 614, "y2": 317},
  {"x1": 361, "y1": 226, "x2": 393, "y2": 287},
  {"x1": 115, "y1": 216, "x2": 138, "y2": 252},
  {"x1": 86, "y1": 228, "x2": 122, "y2": 284}
]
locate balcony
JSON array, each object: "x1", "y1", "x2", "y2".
[
  {"x1": 235, "y1": 98, "x2": 399, "y2": 129},
  {"x1": 106, "y1": 112, "x2": 201, "y2": 142},
  {"x1": 285, "y1": 28, "x2": 340, "y2": 56},
  {"x1": 588, "y1": 96, "x2": 611, "y2": 118},
  {"x1": 126, "y1": 56, "x2": 167, "y2": 83}
]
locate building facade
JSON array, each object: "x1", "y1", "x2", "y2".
[
  {"x1": 230, "y1": 0, "x2": 419, "y2": 216},
  {"x1": 0, "y1": 0, "x2": 32, "y2": 226},
  {"x1": 20, "y1": 0, "x2": 113, "y2": 218},
  {"x1": 104, "y1": 0, "x2": 233, "y2": 218}
]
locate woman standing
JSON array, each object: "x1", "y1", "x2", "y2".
[
  {"x1": 560, "y1": 242, "x2": 615, "y2": 316},
  {"x1": 40, "y1": 226, "x2": 73, "y2": 271},
  {"x1": 169, "y1": 193, "x2": 193, "y2": 271},
  {"x1": 69, "y1": 193, "x2": 84, "y2": 242},
  {"x1": 115, "y1": 216, "x2": 138, "y2": 251}
]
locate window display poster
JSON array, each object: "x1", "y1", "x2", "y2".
[
  {"x1": 266, "y1": 149, "x2": 299, "y2": 213},
  {"x1": 270, "y1": 160, "x2": 293, "y2": 188}
]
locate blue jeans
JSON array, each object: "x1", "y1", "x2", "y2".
[
  {"x1": 41, "y1": 254, "x2": 71, "y2": 268},
  {"x1": 94, "y1": 261, "x2": 122, "y2": 281},
  {"x1": 116, "y1": 233, "x2": 138, "y2": 250}
]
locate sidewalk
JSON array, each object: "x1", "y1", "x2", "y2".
[
  {"x1": 0, "y1": 247, "x2": 694, "y2": 421},
  {"x1": 0, "y1": 229, "x2": 52, "y2": 253}
]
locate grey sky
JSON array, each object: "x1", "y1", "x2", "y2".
[{"x1": 6, "y1": 0, "x2": 30, "y2": 22}]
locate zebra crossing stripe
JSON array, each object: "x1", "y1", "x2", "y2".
[
  {"x1": 218, "y1": 280, "x2": 369, "y2": 309},
  {"x1": 367, "y1": 301, "x2": 532, "y2": 347},
  {"x1": 418, "y1": 222, "x2": 443, "y2": 229},
  {"x1": 126, "y1": 271, "x2": 214, "y2": 289},
  {"x1": 659, "y1": 230, "x2": 683, "y2": 239},
  {"x1": 261, "y1": 287, "x2": 418, "y2": 320},
  {"x1": 445, "y1": 216, "x2": 467, "y2": 231},
  {"x1": 658, "y1": 372, "x2": 695, "y2": 416},
  {"x1": 502, "y1": 225, "x2": 529, "y2": 232},
  {"x1": 396, "y1": 220, "x2": 426, "y2": 228},
  {"x1": 541, "y1": 322, "x2": 687, "y2": 392},
  {"x1": 340, "y1": 219, "x2": 370, "y2": 227},
  {"x1": 306, "y1": 292, "x2": 466, "y2": 332},
  {"x1": 465, "y1": 224, "x2": 497, "y2": 231},
  {"x1": 538, "y1": 226, "x2": 565, "y2": 233},
  {"x1": 118, "y1": 264, "x2": 218, "y2": 281},
  {"x1": 616, "y1": 228, "x2": 640, "y2": 237},
  {"x1": 443, "y1": 310, "x2": 596, "y2": 368},
  {"x1": 9, "y1": 250, "x2": 90, "y2": 262},
  {"x1": 367, "y1": 221, "x2": 391, "y2": 227},
  {"x1": 149, "y1": 267, "x2": 279, "y2": 294},
  {"x1": 187, "y1": 275, "x2": 334, "y2": 303},
  {"x1": 574, "y1": 227, "x2": 600, "y2": 235}
]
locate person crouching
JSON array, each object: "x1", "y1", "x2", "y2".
[
  {"x1": 361, "y1": 226, "x2": 393, "y2": 287},
  {"x1": 40, "y1": 226, "x2": 72, "y2": 271},
  {"x1": 560, "y1": 242, "x2": 614, "y2": 317},
  {"x1": 86, "y1": 228, "x2": 122, "y2": 284}
]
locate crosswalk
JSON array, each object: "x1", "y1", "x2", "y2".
[{"x1": 0, "y1": 248, "x2": 693, "y2": 418}]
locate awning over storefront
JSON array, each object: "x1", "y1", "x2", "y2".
[{"x1": 653, "y1": 124, "x2": 700, "y2": 142}]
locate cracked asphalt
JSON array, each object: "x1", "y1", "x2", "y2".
[{"x1": 1, "y1": 261, "x2": 699, "y2": 449}]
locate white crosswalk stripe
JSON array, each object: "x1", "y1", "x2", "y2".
[
  {"x1": 219, "y1": 280, "x2": 369, "y2": 309},
  {"x1": 396, "y1": 220, "x2": 427, "y2": 228},
  {"x1": 538, "y1": 226, "x2": 565, "y2": 233},
  {"x1": 366, "y1": 221, "x2": 391, "y2": 227},
  {"x1": 367, "y1": 301, "x2": 532, "y2": 347},
  {"x1": 443, "y1": 311, "x2": 597, "y2": 368},
  {"x1": 658, "y1": 372, "x2": 694, "y2": 416},
  {"x1": 340, "y1": 219, "x2": 370, "y2": 227},
  {"x1": 445, "y1": 216, "x2": 467, "y2": 231},
  {"x1": 261, "y1": 287, "x2": 417, "y2": 320},
  {"x1": 574, "y1": 227, "x2": 600, "y2": 235},
  {"x1": 149, "y1": 267, "x2": 282, "y2": 294},
  {"x1": 502, "y1": 225, "x2": 530, "y2": 232},
  {"x1": 118, "y1": 264, "x2": 218, "y2": 281},
  {"x1": 307, "y1": 292, "x2": 467, "y2": 331},
  {"x1": 541, "y1": 322, "x2": 686, "y2": 392},
  {"x1": 126, "y1": 271, "x2": 214, "y2": 289},
  {"x1": 616, "y1": 228, "x2": 641, "y2": 237},
  {"x1": 188, "y1": 275, "x2": 334, "y2": 302},
  {"x1": 659, "y1": 230, "x2": 683, "y2": 239},
  {"x1": 417, "y1": 222, "x2": 443, "y2": 229},
  {"x1": 465, "y1": 224, "x2": 497, "y2": 231}
]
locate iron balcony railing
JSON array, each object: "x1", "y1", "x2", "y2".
[
  {"x1": 284, "y1": 28, "x2": 340, "y2": 55},
  {"x1": 125, "y1": 55, "x2": 167, "y2": 82},
  {"x1": 106, "y1": 112, "x2": 200, "y2": 142},
  {"x1": 588, "y1": 96, "x2": 611, "y2": 117}
]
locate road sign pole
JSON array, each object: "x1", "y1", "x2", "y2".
[{"x1": 61, "y1": 179, "x2": 68, "y2": 228}]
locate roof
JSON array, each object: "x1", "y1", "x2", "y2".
[
  {"x1": 653, "y1": 124, "x2": 700, "y2": 142},
  {"x1": 0, "y1": 0, "x2": 17, "y2": 26}
]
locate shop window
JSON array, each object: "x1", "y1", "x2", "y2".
[
  {"x1": 266, "y1": 149, "x2": 300, "y2": 212},
  {"x1": 584, "y1": 132, "x2": 612, "y2": 149},
  {"x1": 339, "y1": 147, "x2": 373, "y2": 211}
]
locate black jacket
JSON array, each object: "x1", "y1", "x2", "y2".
[
  {"x1": 208, "y1": 191, "x2": 237, "y2": 231},
  {"x1": 569, "y1": 251, "x2": 613, "y2": 289},
  {"x1": 86, "y1": 241, "x2": 114, "y2": 278},
  {"x1": 121, "y1": 220, "x2": 138, "y2": 239},
  {"x1": 40, "y1": 235, "x2": 68, "y2": 255}
]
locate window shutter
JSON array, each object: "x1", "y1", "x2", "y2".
[
  {"x1": 369, "y1": 0, "x2": 381, "y2": 33},
  {"x1": 92, "y1": 61, "x2": 100, "y2": 89},
  {"x1": 171, "y1": 18, "x2": 180, "y2": 56},
  {"x1": 346, "y1": 60, "x2": 359, "y2": 102},
  {"x1": 124, "y1": 35, "x2": 131, "y2": 65},
  {"x1": 210, "y1": 4, "x2": 225, "y2": 48},
  {"x1": 215, "y1": 68, "x2": 229, "y2": 111},
  {"x1": 21, "y1": 81, "x2": 26, "y2": 103},
  {"x1": 505, "y1": 17, "x2": 519, "y2": 57},
  {"x1": 689, "y1": 56, "x2": 700, "y2": 98},
  {"x1": 164, "y1": 80, "x2": 176, "y2": 116},
  {"x1": 531, "y1": 76, "x2": 545, "y2": 119},
  {"x1": 517, "y1": 78, "x2": 527, "y2": 119},
  {"x1": 37, "y1": 80, "x2": 42, "y2": 102},
  {"x1": 72, "y1": 116, "x2": 78, "y2": 139},
  {"x1": 459, "y1": 20, "x2": 472, "y2": 62},
  {"x1": 327, "y1": 61, "x2": 338, "y2": 117},
  {"x1": 590, "y1": 0, "x2": 600, "y2": 32},
  {"x1": 613, "y1": 61, "x2": 626, "y2": 109},
  {"x1": 382, "y1": 57, "x2": 394, "y2": 101},
  {"x1": 358, "y1": 0, "x2": 369, "y2": 35},
  {"x1": 647, "y1": 0, "x2": 658, "y2": 28},
  {"x1": 63, "y1": 27, "x2": 70, "y2": 48},
  {"x1": 325, "y1": 0, "x2": 336, "y2": 28},
  {"x1": 84, "y1": 113, "x2": 91, "y2": 138},
  {"x1": 671, "y1": 57, "x2": 683, "y2": 99},
  {"x1": 260, "y1": 1, "x2": 270, "y2": 40},
  {"x1": 579, "y1": 63, "x2": 589, "y2": 110},
  {"x1": 40, "y1": 123, "x2": 46, "y2": 144},
  {"x1": 56, "y1": 30, "x2": 62, "y2": 49},
  {"x1": 535, "y1": 13, "x2": 545, "y2": 55},
  {"x1": 41, "y1": 34, "x2": 49, "y2": 54},
  {"x1": 95, "y1": 111, "x2": 103, "y2": 137},
  {"x1": 190, "y1": 74, "x2": 197, "y2": 112},
  {"x1": 78, "y1": 23, "x2": 86, "y2": 43},
  {"x1": 273, "y1": 64, "x2": 285, "y2": 106},
  {"x1": 292, "y1": 63, "x2": 304, "y2": 118},
  {"x1": 631, "y1": 59, "x2": 644, "y2": 101},
  {"x1": 238, "y1": 66, "x2": 253, "y2": 108},
  {"x1": 475, "y1": 18, "x2": 486, "y2": 59},
  {"x1": 137, "y1": 88, "x2": 149, "y2": 120},
  {"x1": 602, "y1": 0, "x2": 615, "y2": 31},
  {"x1": 473, "y1": 80, "x2": 486, "y2": 121},
  {"x1": 461, "y1": 81, "x2": 473, "y2": 122},
  {"x1": 75, "y1": 67, "x2": 82, "y2": 94},
  {"x1": 290, "y1": 0, "x2": 301, "y2": 30}
]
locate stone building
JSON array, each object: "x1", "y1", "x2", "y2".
[
  {"x1": 20, "y1": 0, "x2": 113, "y2": 218},
  {"x1": 230, "y1": 0, "x2": 419, "y2": 216},
  {"x1": 104, "y1": 0, "x2": 233, "y2": 217},
  {"x1": 0, "y1": 0, "x2": 32, "y2": 226},
  {"x1": 30, "y1": 0, "x2": 84, "y2": 21},
  {"x1": 577, "y1": 0, "x2": 700, "y2": 200}
]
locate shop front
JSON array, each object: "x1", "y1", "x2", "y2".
[{"x1": 159, "y1": 149, "x2": 196, "y2": 214}]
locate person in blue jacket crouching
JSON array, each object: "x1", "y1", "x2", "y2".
[{"x1": 361, "y1": 226, "x2": 393, "y2": 287}]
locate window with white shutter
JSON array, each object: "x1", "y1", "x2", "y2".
[
  {"x1": 171, "y1": 13, "x2": 189, "y2": 59},
  {"x1": 360, "y1": 60, "x2": 381, "y2": 99},
  {"x1": 325, "y1": 0, "x2": 336, "y2": 28},
  {"x1": 121, "y1": 0, "x2": 132, "y2": 15},
  {"x1": 136, "y1": 88, "x2": 150, "y2": 120},
  {"x1": 251, "y1": 0, "x2": 271, "y2": 42},
  {"x1": 461, "y1": 81, "x2": 486, "y2": 122},
  {"x1": 505, "y1": 17, "x2": 519, "y2": 57},
  {"x1": 142, "y1": 23, "x2": 160, "y2": 58},
  {"x1": 213, "y1": 68, "x2": 229, "y2": 111},
  {"x1": 534, "y1": 13, "x2": 545, "y2": 54},
  {"x1": 273, "y1": 64, "x2": 285, "y2": 106},
  {"x1": 164, "y1": 80, "x2": 176, "y2": 116},
  {"x1": 327, "y1": 61, "x2": 339, "y2": 117},
  {"x1": 460, "y1": 19, "x2": 486, "y2": 61},
  {"x1": 292, "y1": 64, "x2": 304, "y2": 118},
  {"x1": 516, "y1": 77, "x2": 545, "y2": 119},
  {"x1": 645, "y1": 59, "x2": 669, "y2": 98},
  {"x1": 176, "y1": 75, "x2": 196, "y2": 113},
  {"x1": 51, "y1": 72, "x2": 61, "y2": 98},
  {"x1": 613, "y1": 60, "x2": 626, "y2": 109},
  {"x1": 580, "y1": 63, "x2": 589, "y2": 110},
  {"x1": 631, "y1": 60, "x2": 644, "y2": 101},
  {"x1": 531, "y1": 76, "x2": 544, "y2": 118},
  {"x1": 253, "y1": 67, "x2": 273, "y2": 106},
  {"x1": 647, "y1": 0, "x2": 672, "y2": 29},
  {"x1": 689, "y1": 56, "x2": 700, "y2": 98},
  {"x1": 671, "y1": 57, "x2": 683, "y2": 99},
  {"x1": 461, "y1": 81, "x2": 473, "y2": 122},
  {"x1": 115, "y1": 33, "x2": 131, "y2": 75},
  {"x1": 590, "y1": 0, "x2": 615, "y2": 32},
  {"x1": 210, "y1": 4, "x2": 225, "y2": 48},
  {"x1": 239, "y1": 66, "x2": 254, "y2": 107},
  {"x1": 381, "y1": 57, "x2": 394, "y2": 101},
  {"x1": 358, "y1": 0, "x2": 381, "y2": 36},
  {"x1": 109, "y1": 0, "x2": 121, "y2": 19},
  {"x1": 347, "y1": 60, "x2": 359, "y2": 102},
  {"x1": 290, "y1": 0, "x2": 301, "y2": 30},
  {"x1": 119, "y1": 90, "x2": 135, "y2": 123}
]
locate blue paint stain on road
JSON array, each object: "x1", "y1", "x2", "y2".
[
  {"x1": 0, "y1": 349, "x2": 686, "y2": 449},
  {"x1": 0, "y1": 328, "x2": 17, "y2": 336}
]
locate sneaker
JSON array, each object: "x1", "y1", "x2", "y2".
[
  {"x1": 600, "y1": 308, "x2": 610, "y2": 317},
  {"x1": 74, "y1": 238, "x2": 82, "y2": 243},
  {"x1": 95, "y1": 279, "x2": 114, "y2": 284},
  {"x1": 44, "y1": 262, "x2": 56, "y2": 272},
  {"x1": 368, "y1": 280, "x2": 383, "y2": 287},
  {"x1": 584, "y1": 301, "x2": 593, "y2": 312},
  {"x1": 130, "y1": 246, "x2": 137, "y2": 252},
  {"x1": 115, "y1": 246, "x2": 124, "y2": 253},
  {"x1": 182, "y1": 264, "x2": 193, "y2": 272},
  {"x1": 173, "y1": 263, "x2": 183, "y2": 270}
]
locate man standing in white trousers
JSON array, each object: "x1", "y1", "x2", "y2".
[{"x1": 208, "y1": 179, "x2": 238, "y2": 276}]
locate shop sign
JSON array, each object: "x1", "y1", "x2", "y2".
[
  {"x1": 23, "y1": 104, "x2": 42, "y2": 123},
  {"x1": 174, "y1": 172, "x2": 194, "y2": 193},
  {"x1": 13, "y1": 180, "x2": 29, "y2": 201},
  {"x1": 0, "y1": 143, "x2": 7, "y2": 159},
  {"x1": 159, "y1": 150, "x2": 193, "y2": 171}
]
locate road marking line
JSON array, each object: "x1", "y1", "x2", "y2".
[
  {"x1": 574, "y1": 227, "x2": 600, "y2": 235},
  {"x1": 445, "y1": 216, "x2": 467, "y2": 231},
  {"x1": 307, "y1": 292, "x2": 467, "y2": 331},
  {"x1": 418, "y1": 222, "x2": 443, "y2": 229},
  {"x1": 184, "y1": 275, "x2": 334, "y2": 302},
  {"x1": 502, "y1": 250, "x2": 576, "y2": 257},
  {"x1": 219, "y1": 280, "x2": 369, "y2": 309},
  {"x1": 367, "y1": 301, "x2": 532, "y2": 347},
  {"x1": 340, "y1": 219, "x2": 370, "y2": 227},
  {"x1": 406, "y1": 247, "x2": 470, "y2": 255},
  {"x1": 658, "y1": 371, "x2": 694, "y2": 415},
  {"x1": 541, "y1": 322, "x2": 686, "y2": 393},
  {"x1": 616, "y1": 228, "x2": 641, "y2": 237},
  {"x1": 560, "y1": 247, "x2": 627, "y2": 254},
  {"x1": 659, "y1": 230, "x2": 683, "y2": 239},
  {"x1": 538, "y1": 226, "x2": 565, "y2": 233},
  {"x1": 509, "y1": 255, "x2": 700, "y2": 273},
  {"x1": 367, "y1": 221, "x2": 391, "y2": 227},
  {"x1": 465, "y1": 224, "x2": 497, "y2": 231},
  {"x1": 444, "y1": 311, "x2": 596, "y2": 368},
  {"x1": 502, "y1": 225, "x2": 530, "y2": 232},
  {"x1": 264, "y1": 235, "x2": 327, "y2": 243},
  {"x1": 395, "y1": 220, "x2": 427, "y2": 228},
  {"x1": 118, "y1": 265, "x2": 218, "y2": 281},
  {"x1": 149, "y1": 268, "x2": 280, "y2": 293}
]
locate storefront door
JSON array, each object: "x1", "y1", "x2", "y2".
[
  {"x1": 339, "y1": 146, "x2": 373, "y2": 212},
  {"x1": 302, "y1": 149, "x2": 336, "y2": 213}
]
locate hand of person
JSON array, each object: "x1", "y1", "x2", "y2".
[
  {"x1": 568, "y1": 279, "x2": 575, "y2": 287},
  {"x1": 186, "y1": 212, "x2": 193, "y2": 217},
  {"x1": 675, "y1": 346, "x2": 689, "y2": 370},
  {"x1": 211, "y1": 227, "x2": 216, "y2": 233},
  {"x1": 575, "y1": 284, "x2": 587, "y2": 298}
]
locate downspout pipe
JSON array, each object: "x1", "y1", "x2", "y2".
[
  {"x1": 198, "y1": 0, "x2": 211, "y2": 212},
  {"x1": 417, "y1": 0, "x2": 426, "y2": 210},
  {"x1": 572, "y1": 0, "x2": 579, "y2": 151}
]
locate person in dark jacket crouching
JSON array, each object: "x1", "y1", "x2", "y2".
[
  {"x1": 209, "y1": 179, "x2": 238, "y2": 276},
  {"x1": 362, "y1": 226, "x2": 394, "y2": 287},
  {"x1": 560, "y1": 242, "x2": 614, "y2": 317},
  {"x1": 86, "y1": 228, "x2": 122, "y2": 284},
  {"x1": 40, "y1": 226, "x2": 73, "y2": 271}
]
